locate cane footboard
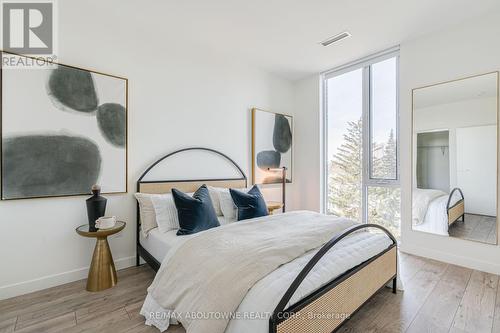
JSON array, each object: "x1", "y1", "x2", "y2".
[
  {"x1": 448, "y1": 200, "x2": 465, "y2": 226},
  {"x1": 447, "y1": 188, "x2": 465, "y2": 227},
  {"x1": 276, "y1": 246, "x2": 396, "y2": 333},
  {"x1": 270, "y1": 224, "x2": 398, "y2": 333}
]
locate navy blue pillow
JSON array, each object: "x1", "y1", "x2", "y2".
[
  {"x1": 229, "y1": 185, "x2": 269, "y2": 221},
  {"x1": 172, "y1": 184, "x2": 220, "y2": 235}
]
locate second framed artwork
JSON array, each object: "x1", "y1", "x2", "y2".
[
  {"x1": 252, "y1": 108, "x2": 293, "y2": 184},
  {"x1": 1, "y1": 52, "x2": 128, "y2": 200}
]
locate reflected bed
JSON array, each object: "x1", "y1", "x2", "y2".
[{"x1": 412, "y1": 188, "x2": 464, "y2": 236}]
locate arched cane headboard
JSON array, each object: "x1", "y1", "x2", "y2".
[
  {"x1": 135, "y1": 147, "x2": 247, "y2": 270},
  {"x1": 136, "y1": 147, "x2": 247, "y2": 194}
]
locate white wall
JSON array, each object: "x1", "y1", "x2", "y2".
[
  {"x1": 290, "y1": 76, "x2": 322, "y2": 212},
  {"x1": 292, "y1": 11, "x2": 500, "y2": 275},
  {"x1": 400, "y1": 12, "x2": 500, "y2": 274},
  {"x1": 414, "y1": 97, "x2": 496, "y2": 192},
  {"x1": 0, "y1": 2, "x2": 294, "y2": 299},
  {"x1": 416, "y1": 131, "x2": 450, "y2": 192},
  {"x1": 456, "y1": 125, "x2": 496, "y2": 215}
]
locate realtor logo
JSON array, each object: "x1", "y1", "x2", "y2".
[{"x1": 2, "y1": 1, "x2": 54, "y2": 54}]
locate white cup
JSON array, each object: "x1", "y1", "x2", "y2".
[{"x1": 95, "y1": 216, "x2": 116, "y2": 229}]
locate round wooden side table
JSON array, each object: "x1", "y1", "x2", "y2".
[
  {"x1": 266, "y1": 201, "x2": 284, "y2": 215},
  {"x1": 76, "y1": 221, "x2": 126, "y2": 292}
]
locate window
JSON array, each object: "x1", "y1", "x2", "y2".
[
  {"x1": 326, "y1": 68, "x2": 363, "y2": 222},
  {"x1": 324, "y1": 49, "x2": 400, "y2": 238},
  {"x1": 369, "y1": 57, "x2": 398, "y2": 180}
]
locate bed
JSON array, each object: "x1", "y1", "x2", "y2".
[
  {"x1": 136, "y1": 147, "x2": 398, "y2": 333},
  {"x1": 412, "y1": 187, "x2": 465, "y2": 236}
]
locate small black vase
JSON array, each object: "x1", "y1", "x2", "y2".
[{"x1": 86, "y1": 185, "x2": 107, "y2": 232}]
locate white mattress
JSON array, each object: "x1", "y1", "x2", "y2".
[
  {"x1": 139, "y1": 216, "x2": 232, "y2": 262},
  {"x1": 140, "y1": 228, "x2": 184, "y2": 262}
]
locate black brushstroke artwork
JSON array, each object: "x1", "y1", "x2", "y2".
[
  {"x1": 1, "y1": 55, "x2": 127, "y2": 200},
  {"x1": 257, "y1": 115, "x2": 291, "y2": 172},
  {"x1": 97, "y1": 103, "x2": 126, "y2": 147},
  {"x1": 254, "y1": 111, "x2": 292, "y2": 184},
  {"x1": 273, "y1": 114, "x2": 292, "y2": 153},
  {"x1": 257, "y1": 150, "x2": 281, "y2": 170},
  {"x1": 47, "y1": 66, "x2": 99, "y2": 112},
  {"x1": 2, "y1": 135, "x2": 102, "y2": 199}
]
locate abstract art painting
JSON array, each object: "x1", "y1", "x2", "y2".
[
  {"x1": 1, "y1": 53, "x2": 127, "y2": 199},
  {"x1": 252, "y1": 108, "x2": 292, "y2": 184}
]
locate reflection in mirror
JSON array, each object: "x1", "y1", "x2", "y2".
[{"x1": 412, "y1": 72, "x2": 498, "y2": 245}]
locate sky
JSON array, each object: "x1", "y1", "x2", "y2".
[{"x1": 327, "y1": 57, "x2": 397, "y2": 163}]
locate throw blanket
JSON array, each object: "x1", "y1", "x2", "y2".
[
  {"x1": 412, "y1": 188, "x2": 447, "y2": 225},
  {"x1": 147, "y1": 211, "x2": 357, "y2": 333}
]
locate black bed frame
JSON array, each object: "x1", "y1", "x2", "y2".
[
  {"x1": 135, "y1": 147, "x2": 397, "y2": 333},
  {"x1": 136, "y1": 147, "x2": 247, "y2": 271},
  {"x1": 269, "y1": 224, "x2": 397, "y2": 333}
]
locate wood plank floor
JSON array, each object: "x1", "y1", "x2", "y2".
[
  {"x1": 1, "y1": 253, "x2": 499, "y2": 333},
  {"x1": 449, "y1": 214, "x2": 497, "y2": 244}
]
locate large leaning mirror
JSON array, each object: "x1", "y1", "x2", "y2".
[{"x1": 412, "y1": 72, "x2": 498, "y2": 245}]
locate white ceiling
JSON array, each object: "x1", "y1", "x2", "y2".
[{"x1": 79, "y1": 0, "x2": 500, "y2": 81}]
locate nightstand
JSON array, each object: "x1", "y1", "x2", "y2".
[
  {"x1": 266, "y1": 201, "x2": 284, "y2": 215},
  {"x1": 76, "y1": 221, "x2": 126, "y2": 292}
]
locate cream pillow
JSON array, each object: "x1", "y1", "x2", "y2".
[
  {"x1": 207, "y1": 186, "x2": 225, "y2": 216},
  {"x1": 218, "y1": 187, "x2": 250, "y2": 221},
  {"x1": 135, "y1": 193, "x2": 159, "y2": 237},
  {"x1": 151, "y1": 193, "x2": 181, "y2": 233}
]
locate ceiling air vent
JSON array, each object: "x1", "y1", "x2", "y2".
[{"x1": 320, "y1": 31, "x2": 351, "y2": 47}]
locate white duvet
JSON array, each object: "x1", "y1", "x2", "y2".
[
  {"x1": 141, "y1": 211, "x2": 397, "y2": 333},
  {"x1": 412, "y1": 188, "x2": 462, "y2": 236},
  {"x1": 412, "y1": 188, "x2": 447, "y2": 225}
]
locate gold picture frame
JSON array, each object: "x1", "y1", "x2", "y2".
[{"x1": 0, "y1": 51, "x2": 128, "y2": 200}]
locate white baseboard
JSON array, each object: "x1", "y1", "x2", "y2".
[
  {"x1": 0, "y1": 256, "x2": 136, "y2": 301},
  {"x1": 400, "y1": 243, "x2": 500, "y2": 275}
]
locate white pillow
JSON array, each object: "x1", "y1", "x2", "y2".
[
  {"x1": 151, "y1": 194, "x2": 181, "y2": 233},
  {"x1": 207, "y1": 186, "x2": 224, "y2": 216},
  {"x1": 218, "y1": 187, "x2": 250, "y2": 221},
  {"x1": 134, "y1": 193, "x2": 159, "y2": 237}
]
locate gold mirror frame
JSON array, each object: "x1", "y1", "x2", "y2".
[{"x1": 411, "y1": 71, "x2": 499, "y2": 245}]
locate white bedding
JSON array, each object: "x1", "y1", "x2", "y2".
[
  {"x1": 227, "y1": 231, "x2": 392, "y2": 333},
  {"x1": 139, "y1": 229, "x2": 189, "y2": 262},
  {"x1": 140, "y1": 211, "x2": 397, "y2": 333},
  {"x1": 412, "y1": 188, "x2": 447, "y2": 225},
  {"x1": 139, "y1": 216, "x2": 232, "y2": 262},
  {"x1": 412, "y1": 189, "x2": 462, "y2": 236}
]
